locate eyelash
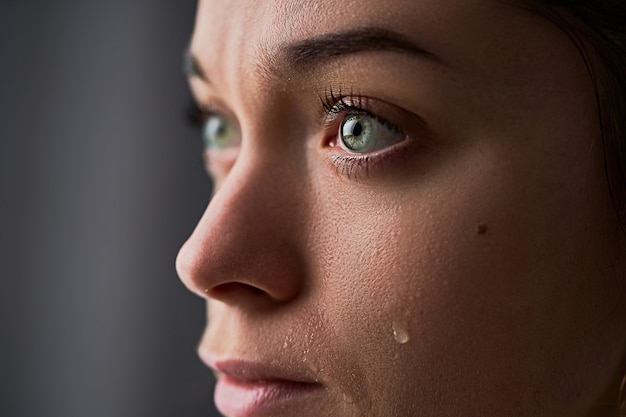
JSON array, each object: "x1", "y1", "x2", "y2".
[
  {"x1": 319, "y1": 87, "x2": 409, "y2": 180},
  {"x1": 186, "y1": 90, "x2": 412, "y2": 180},
  {"x1": 186, "y1": 100, "x2": 210, "y2": 129},
  {"x1": 186, "y1": 101, "x2": 217, "y2": 171},
  {"x1": 319, "y1": 87, "x2": 399, "y2": 131}
]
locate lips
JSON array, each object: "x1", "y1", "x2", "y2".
[{"x1": 200, "y1": 354, "x2": 324, "y2": 417}]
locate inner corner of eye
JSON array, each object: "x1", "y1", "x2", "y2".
[{"x1": 324, "y1": 132, "x2": 339, "y2": 148}]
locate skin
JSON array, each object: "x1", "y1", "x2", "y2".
[{"x1": 176, "y1": 0, "x2": 626, "y2": 416}]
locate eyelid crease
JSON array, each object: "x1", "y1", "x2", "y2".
[
  {"x1": 317, "y1": 86, "x2": 427, "y2": 139},
  {"x1": 318, "y1": 87, "x2": 384, "y2": 129},
  {"x1": 189, "y1": 97, "x2": 239, "y2": 127},
  {"x1": 322, "y1": 99, "x2": 407, "y2": 144},
  {"x1": 319, "y1": 85, "x2": 365, "y2": 113}
]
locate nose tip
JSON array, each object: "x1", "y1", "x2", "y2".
[
  {"x1": 175, "y1": 238, "x2": 209, "y2": 298},
  {"x1": 175, "y1": 160, "x2": 307, "y2": 306},
  {"x1": 176, "y1": 231, "x2": 304, "y2": 303}
]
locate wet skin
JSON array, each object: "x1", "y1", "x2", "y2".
[{"x1": 177, "y1": 0, "x2": 626, "y2": 416}]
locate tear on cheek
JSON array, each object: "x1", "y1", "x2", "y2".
[{"x1": 392, "y1": 321, "x2": 410, "y2": 344}]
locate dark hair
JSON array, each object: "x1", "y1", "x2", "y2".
[
  {"x1": 524, "y1": 0, "x2": 626, "y2": 233},
  {"x1": 520, "y1": 1, "x2": 626, "y2": 232},
  {"x1": 507, "y1": 1, "x2": 626, "y2": 415}
]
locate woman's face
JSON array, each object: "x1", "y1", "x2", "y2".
[{"x1": 177, "y1": 0, "x2": 626, "y2": 416}]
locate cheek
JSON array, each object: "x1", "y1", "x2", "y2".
[
  {"x1": 306, "y1": 136, "x2": 617, "y2": 414},
  {"x1": 309, "y1": 151, "x2": 510, "y2": 344},
  {"x1": 306, "y1": 175, "x2": 481, "y2": 410}
]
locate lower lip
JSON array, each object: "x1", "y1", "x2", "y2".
[{"x1": 214, "y1": 376, "x2": 321, "y2": 417}]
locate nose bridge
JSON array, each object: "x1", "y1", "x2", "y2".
[{"x1": 176, "y1": 150, "x2": 306, "y2": 303}]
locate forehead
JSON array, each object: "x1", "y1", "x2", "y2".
[
  {"x1": 189, "y1": 0, "x2": 586, "y2": 130},
  {"x1": 193, "y1": 0, "x2": 499, "y2": 37},
  {"x1": 189, "y1": 0, "x2": 532, "y2": 81}
]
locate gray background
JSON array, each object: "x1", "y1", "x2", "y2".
[{"x1": 1, "y1": 1, "x2": 221, "y2": 416}]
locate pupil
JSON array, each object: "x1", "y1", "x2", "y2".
[
  {"x1": 341, "y1": 115, "x2": 372, "y2": 151},
  {"x1": 211, "y1": 117, "x2": 227, "y2": 140},
  {"x1": 215, "y1": 123, "x2": 225, "y2": 138}
]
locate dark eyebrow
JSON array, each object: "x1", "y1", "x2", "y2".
[
  {"x1": 183, "y1": 27, "x2": 441, "y2": 83},
  {"x1": 183, "y1": 48, "x2": 209, "y2": 82},
  {"x1": 280, "y1": 27, "x2": 440, "y2": 71}
]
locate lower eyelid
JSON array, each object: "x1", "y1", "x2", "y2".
[
  {"x1": 329, "y1": 153, "x2": 377, "y2": 179},
  {"x1": 325, "y1": 136, "x2": 412, "y2": 180},
  {"x1": 204, "y1": 146, "x2": 240, "y2": 182}
]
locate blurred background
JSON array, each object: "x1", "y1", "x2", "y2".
[{"x1": 1, "y1": 1, "x2": 221, "y2": 416}]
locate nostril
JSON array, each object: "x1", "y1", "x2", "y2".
[
  {"x1": 209, "y1": 282, "x2": 274, "y2": 304},
  {"x1": 175, "y1": 172, "x2": 306, "y2": 304}
]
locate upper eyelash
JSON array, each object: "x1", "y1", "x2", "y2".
[
  {"x1": 189, "y1": 89, "x2": 407, "y2": 146},
  {"x1": 186, "y1": 99, "x2": 229, "y2": 128},
  {"x1": 186, "y1": 100, "x2": 207, "y2": 129},
  {"x1": 319, "y1": 87, "x2": 367, "y2": 115},
  {"x1": 319, "y1": 87, "x2": 405, "y2": 135}
]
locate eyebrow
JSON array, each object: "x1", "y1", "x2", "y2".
[
  {"x1": 281, "y1": 27, "x2": 438, "y2": 71},
  {"x1": 183, "y1": 26, "x2": 440, "y2": 82},
  {"x1": 183, "y1": 48, "x2": 208, "y2": 81}
]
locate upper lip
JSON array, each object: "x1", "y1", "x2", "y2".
[{"x1": 199, "y1": 349, "x2": 323, "y2": 385}]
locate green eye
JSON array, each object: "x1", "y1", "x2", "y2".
[
  {"x1": 340, "y1": 113, "x2": 403, "y2": 153},
  {"x1": 202, "y1": 113, "x2": 239, "y2": 150}
]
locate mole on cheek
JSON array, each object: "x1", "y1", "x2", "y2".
[{"x1": 476, "y1": 223, "x2": 488, "y2": 235}]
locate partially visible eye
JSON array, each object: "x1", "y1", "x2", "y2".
[
  {"x1": 202, "y1": 113, "x2": 240, "y2": 150},
  {"x1": 339, "y1": 112, "x2": 406, "y2": 153}
]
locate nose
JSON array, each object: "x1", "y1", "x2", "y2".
[{"x1": 175, "y1": 152, "x2": 307, "y2": 306}]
